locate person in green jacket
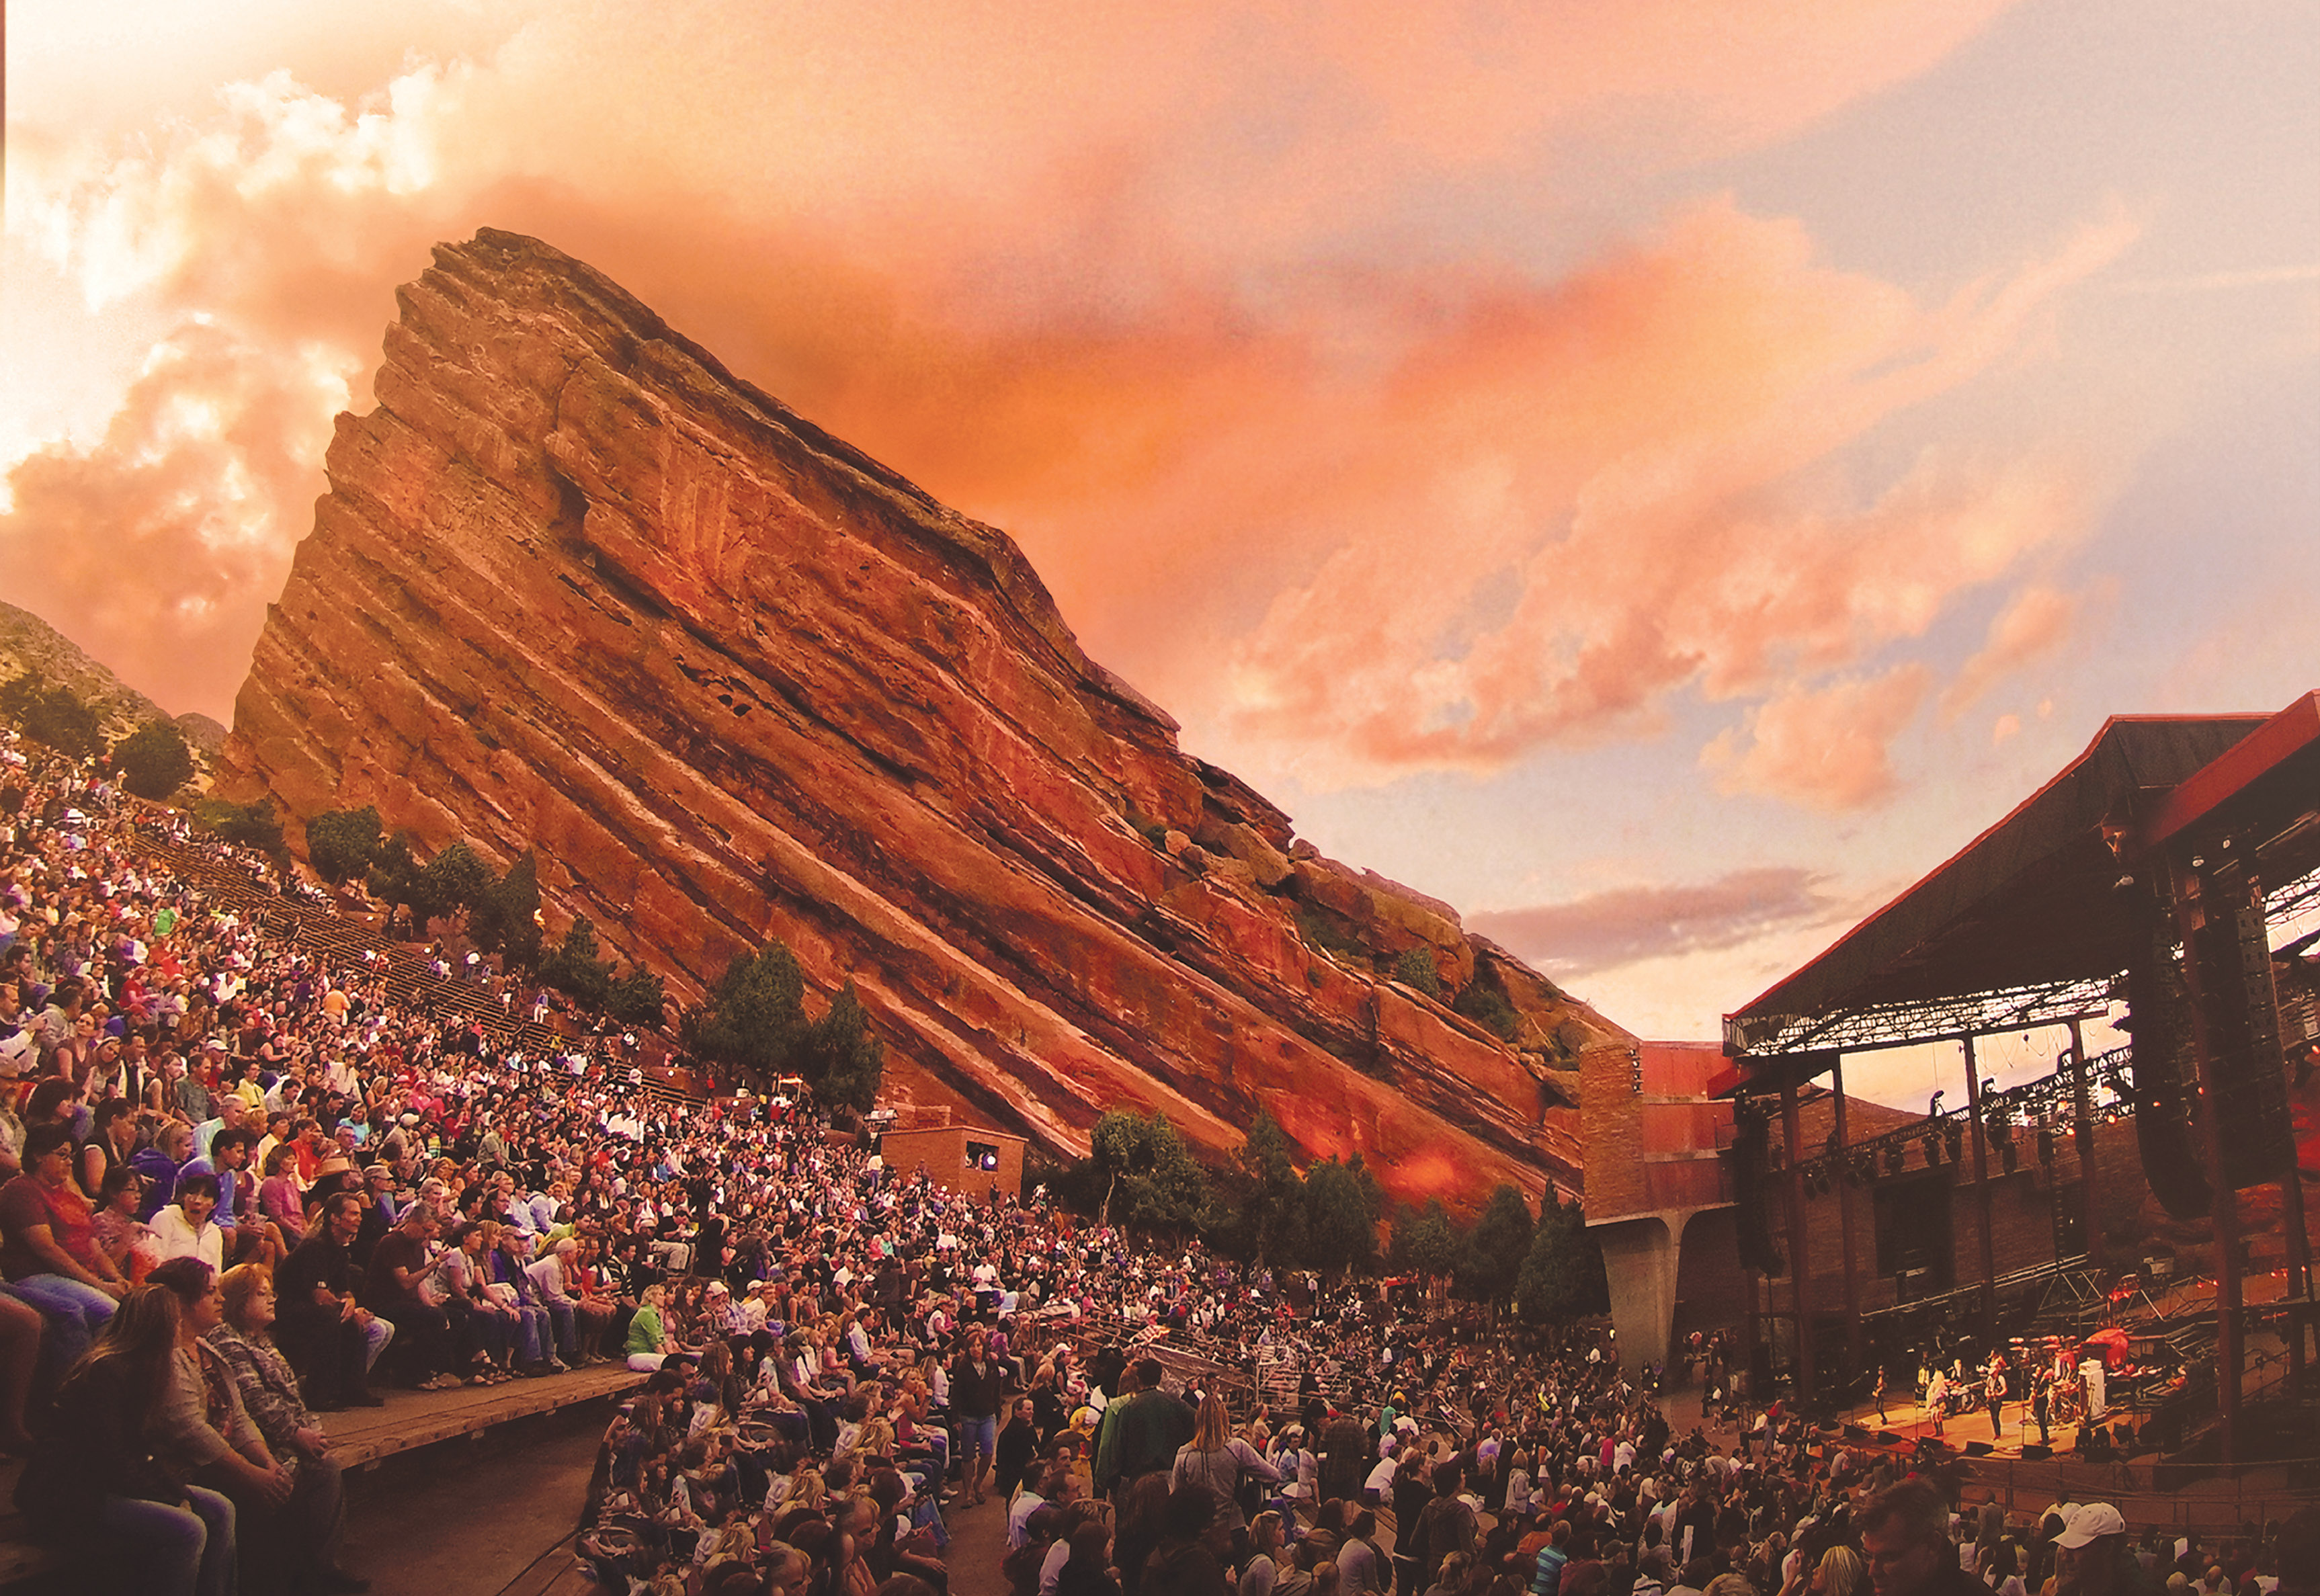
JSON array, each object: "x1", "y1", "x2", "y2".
[{"x1": 625, "y1": 1282, "x2": 681, "y2": 1371}]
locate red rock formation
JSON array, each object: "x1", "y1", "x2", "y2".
[{"x1": 220, "y1": 229, "x2": 1624, "y2": 1211}]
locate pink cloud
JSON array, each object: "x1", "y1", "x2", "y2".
[
  {"x1": 1938, "y1": 581, "x2": 2110, "y2": 720},
  {"x1": 1700, "y1": 663, "x2": 1936, "y2": 810},
  {"x1": 1470, "y1": 866, "x2": 1844, "y2": 979},
  {"x1": 1218, "y1": 208, "x2": 2126, "y2": 782},
  {"x1": 5, "y1": 1, "x2": 2059, "y2": 745}
]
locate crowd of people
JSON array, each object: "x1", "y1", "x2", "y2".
[{"x1": 3, "y1": 730, "x2": 2317, "y2": 1596}]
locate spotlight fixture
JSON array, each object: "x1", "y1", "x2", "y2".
[
  {"x1": 1944, "y1": 1124, "x2": 1966, "y2": 1162},
  {"x1": 2036, "y1": 1129, "x2": 2057, "y2": 1167},
  {"x1": 1923, "y1": 1132, "x2": 1943, "y2": 1167},
  {"x1": 2001, "y1": 1142, "x2": 2019, "y2": 1175},
  {"x1": 1886, "y1": 1144, "x2": 1907, "y2": 1177}
]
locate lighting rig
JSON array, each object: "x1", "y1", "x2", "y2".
[{"x1": 1782, "y1": 1044, "x2": 2135, "y2": 1193}]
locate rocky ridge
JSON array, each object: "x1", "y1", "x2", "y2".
[
  {"x1": 0, "y1": 599, "x2": 215, "y2": 749},
  {"x1": 220, "y1": 229, "x2": 1619, "y2": 1209}
]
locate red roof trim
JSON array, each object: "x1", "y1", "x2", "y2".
[{"x1": 2137, "y1": 691, "x2": 2320, "y2": 851}]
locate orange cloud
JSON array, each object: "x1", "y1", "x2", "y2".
[
  {"x1": 0, "y1": 321, "x2": 351, "y2": 716},
  {"x1": 5, "y1": 0, "x2": 2058, "y2": 755},
  {"x1": 1700, "y1": 664, "x2": 1936, "y2": 811},
  {"x1": 1216, "y1": 208, "x2": 2126, "y2": 782}
]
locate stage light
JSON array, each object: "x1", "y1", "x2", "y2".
[
  {"x1": 1923, "y1": 1133, "x2": 1942, "y2": 1167},
  {"x1": 1944, "y1": 1124, "x2": 1965, "y2": 1161},
  {"x1": 1886, "y1": 1144, "x2": 1907, "y2": 1177},
  {"x1": 2001, "y1": 1143, "x2": 2019, "y2": 1175}
]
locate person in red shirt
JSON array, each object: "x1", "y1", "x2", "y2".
[{"x1": 0, "y1": 1121, "x2": 130, "y2": 1376}]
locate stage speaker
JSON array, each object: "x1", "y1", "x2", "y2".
[
  {"x1": 1843, "y1": 1424, "x2": 1870, "y2": 1441},
  {"x1": 1963, "y1": 1440, "x2": 1993, "y2": 1456},
  {"x1": 2128, "y1": 909, "x2": 2213, "y2": 1219},
  {"x1": 2192, "y1": 876, "x2": 2297, "y2": 1188},
  {"x1": 2020, "y1": 1443, "x2": 2053, "y2": 1460},
  {"x1": 1877, "y1": 1431, "x2": 1902, "y2": 1445}
]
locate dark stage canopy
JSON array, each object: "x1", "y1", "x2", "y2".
[{"x1": 1725, "y1": 693, "x2": 2320, "y2": 1075}]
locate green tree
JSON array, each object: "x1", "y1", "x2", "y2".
[
  {"x1": 1081, "y1": 1110, "x2": 1210, "y2": 1238},
  {"x1": 606, "y1": 964, "x2": 669, "y2": 1030},
  {"x1": 470, "y1": 850, "x2": 543, "y2": 970},
  {"x1": 681, "y1": 942, "x2": 809, "y2": 1083},
  {"x1": 1514, "y1": 1195, "x2": 1609, "y2": 1327},
  {"x1": 114, "y1": 721, "x2": 194, "y2": 800},
  {"x1": 411, "y1": 841, "x2": 494, "y2": 931},
  {"x1": 366, "y1": 833, "x2": 424, "y2": 933},
  {"x1": 1393, "y1": 946, "x2": 1443, "y2": 1000},
  {"x1": 796, "y1": 980, "x2": 884, "y2": 1111},
  {"x1": 1, "y1": 673, "x2": 103, "y2": 761},
  {"x1": 540, "y1": 916, "x2": 614, "y2": 1009},
  {"x1": 1458, "y1": 1183, "x2": 1536, "y2": 1306},
  {"x1": 306, "y1": 806, "x2": 384, "y2": 886},
  {"x1": 1302, "y1": 1154, "x2": 1383, "y2": 1277},
  {"x1": 1451, "y1": 970, "x2": 1520, "y2": 1041},
  {"x1": 1387, "y1": 1198, "x2": 1464, "y2": 1281},
  {"x1": 1211, "y1": 1111, "x2": 1308, "y2": 1267},
  {"x1": 194, "y1": 796, "x2": 286, "y2": 862}
]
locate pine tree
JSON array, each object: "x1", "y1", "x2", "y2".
[
  {"x1": 681, "y1": 943, "x2": 808, "y2": 1084},
  {"x1": 798, "y1": 980, "x2": 882, "y2": 1110}
]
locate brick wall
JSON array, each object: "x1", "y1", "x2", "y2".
[
  {"x1": 1581, "y1": 1040, "x2": 1735, "y2": 1224},
  {"x1": 1765, "y1": 1118, "x2": 2155, "y2": 1316}
]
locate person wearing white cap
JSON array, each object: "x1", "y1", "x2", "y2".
[{"x1": 2053, "y1": 1504, "x2": 2161, "y2": 1596}]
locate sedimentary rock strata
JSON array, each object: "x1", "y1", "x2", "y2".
[{"x1": 221, "y1": 229, "x2": 1621, "y2": 1209}]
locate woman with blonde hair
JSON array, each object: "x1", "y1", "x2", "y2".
[
  {"x1": 1171, "y1": 1391, "x2": 1279, "y2": 1531},
  {"x1": 1243, "y1": 1512, "x2": 1286, "y2": 1596},
  {"x1": 1811, "y1": 1546, "x2": 1864, "y2": 1596}
]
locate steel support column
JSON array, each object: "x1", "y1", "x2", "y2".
[
  {"x1": 2166, "y1": 855, "x2": 2240, "y2": 1468},
  {"x1": 2066, "y1": 1017, "x2": 2101, "y2": 1270},
  {"x1": 1963, "y1": 1037, "x2": 1999, "y2": 1330},
  {"x1": 2283, "y1": 1157, "x2": 2311, "y2": 1404},
  {"x1": 1833, "y1": 1056, "x2": 1863, "y2": 1363},
  {"x1": 1782, "y1": 1080, "x2": 1814, "y2": 1401}
]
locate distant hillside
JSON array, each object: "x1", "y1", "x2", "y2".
[
  {"x1": 0, "y1": 599, "x2": 209, "y2": 760},
  {"x1": 176, "y1": 713, "x2": 229, "y2": 759}
]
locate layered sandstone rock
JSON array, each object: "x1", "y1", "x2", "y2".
[{"x1": 220, "y1": 229, "x2": 1622, "y2": 1210}]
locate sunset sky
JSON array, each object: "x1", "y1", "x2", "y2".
[{"x1": 5, "y1": 2, "x2": 2316, "y2": 1104}]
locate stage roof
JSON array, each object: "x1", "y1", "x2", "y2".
[{"x1": 1724, "y1": 693, "x2": 2320, "y2": 1077}]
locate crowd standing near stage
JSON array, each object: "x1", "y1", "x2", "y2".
[{"x1": 2, "y1": 731, "x2": 2317, "y2": 1596}]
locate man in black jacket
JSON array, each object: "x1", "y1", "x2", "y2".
[{"x1": 277, "y1": 1192, "x2": 390, "y2": 1407}]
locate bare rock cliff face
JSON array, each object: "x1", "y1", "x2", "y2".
[{"x1": 220, "y1": 229, "x2": 1620, "y2": 1209}]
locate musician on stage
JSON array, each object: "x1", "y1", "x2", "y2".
[
  {"x1": 2031, "y1": 1374, "x2": 2052, "y2": 1445},
  {"x1": 1983, "y1": 1361, "x2": 2007, "y2": 1440},
  {"x1": 1925, "y1": 1367, "x2": 1948, "y2": 1437},
  {"x1": 1873, "y1": 1366, "x2": 1889, "y2": 1424}
]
